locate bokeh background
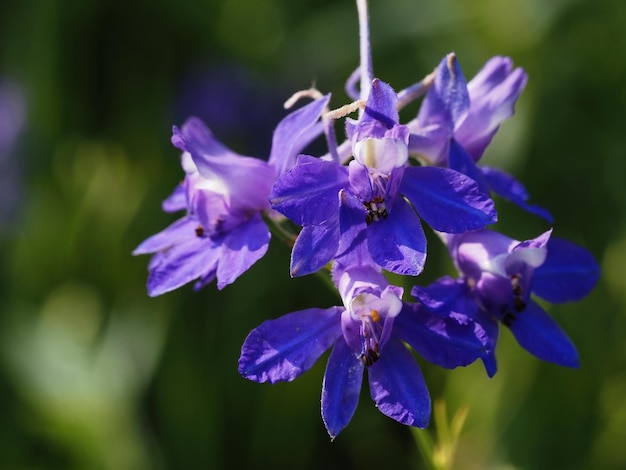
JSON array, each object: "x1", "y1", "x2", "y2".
[{"x1": 0, "y1": 0, "x2": 625, "y2": 468}]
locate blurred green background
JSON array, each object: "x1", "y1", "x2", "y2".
[{"x1": 0, "y1": 0, "x2": 624, "y2": 468}]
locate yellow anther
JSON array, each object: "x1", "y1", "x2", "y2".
[{"x1": 370, "y1": 310, "x2": 380, "y2": 323}]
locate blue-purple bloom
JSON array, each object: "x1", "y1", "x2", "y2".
[
  {"x1": 407, "y1": 54, "x2": 552, "y2": 222},
  {"x1": 134, "y1": 95, "x2": 329, "y2": 295},
  {"x1": 413, "y1": 229, "x2": 600, "y2": 375},
  {"x1": 271, "y1": 78, "x2": 497, "y2": 277},
  {"x1": 238, "y1": 260, "x2": 490, "y2": 438},
  {"x1": 129, "y1": 0, "x2": 601, "y2": 440}
]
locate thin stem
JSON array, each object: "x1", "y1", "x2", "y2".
[
  {"x1": 323, "y1": 113, "x2": 340, "y2": 163},
  {"x1": 319, "y1": 138, "x2": 354, "y2": 165},
  {"x1": 356, "y1": 0, "x2": 373, "y2": 104},
  {"x1": 412, "y1": 428, "x2": 437, "y2": 470},
  {"x1": 262, "y1": 213, "x2": 297, "y2": 247},
  {"x1": 345, "y1": 66, "x2": 361, "y2": 100},
  {"x1": 263, "y1": 213, "x2": 337, "y2": 294},
  {"x1": 434, "y1": 400, "x2": 451, "y2": 457}
]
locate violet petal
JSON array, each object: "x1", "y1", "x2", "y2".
[
  {"x1": 238, "y1": 307, "x2": 343, "y2": 384},
  {"x1": 321, "y1": 339, "x2": 364, "y2": 439}
]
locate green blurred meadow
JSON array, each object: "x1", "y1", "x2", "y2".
[{"x1": 0, "y1": 0, "x2": 625, "y2": 468}]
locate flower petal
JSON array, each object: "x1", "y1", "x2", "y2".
[
  {"x1": 290, "y1": 220, "x2": 340, "y2": 277},
  {"x1": 455, "y1": 57, "x2": 527, "y2": 160},
  {"x1": 345, "y1": 79, "x2": 402, "y2": 142},
  {"x1": 367, "y1": 197, "x2": 427, "y2": 275},
  {"x1": 173, "y1": 118, "x2": 275, "y2": 211},
  {"x1": 505, "y1": 229, "x2": 551, "y2": 276},
  {"x1": 162, "y1": 184, "x2": 187, "y2": 213},
  {"x1": 347, "y1": 160, "x2": 374, "y2": 202},
  {"x1": 321, "y1": 339, "x2": 364, "y2": 439},
  {"x1": 395, "y1": 302, "x2": 488, "y2": 369},
  {"x1": 411, "y1": 276, "x2": 474, "y2": 316},
  {"x1": 360, "y1": 79, "x2": 399, "y2": 129},
  {"x1": 401, "y1": 166, "x2": 497, "y2": 233},
  {"x1": 480, "y1": 347, "x2": 498, "y2": 378},
  {"x1": 238, "y1": 307, "x2": 343, "y2": 384},
  {"x1": 448, "y1": 139, "x2": 489, "y2": 194},
  {"x1": 215, "y1": 213, "x2": 270, "y2": 289},
  {"x1": 467, "y1": 56, "x2": 521, "y2": 99},
  {"x1": 445, "y1": 229, "x2": 515, "y2": 281},
  {"x1": 532, "y1": 237, "x2": 600, "y2": 303},
  {"x1": 480, "y1": 166, "x2": 553, "y2": 223},
  {"x1": 270, "y1": 155, "x2": 348, "y2": 225},
  {"x1": 407, "y1": 124, "x2": 451, "y2": 166},
  {"x1": 335, "y1": 189, "x2": 370, "y2": 268},
  {"x1": 133, "y1": 216, "x2": 198, "y2": 255},
  {"x1": 354, "y1": 137, "x2": 409, "y2": 176},
  {"x1": 146, "y1": 234, "x2": 221, "y2": 297},
  {"x1": 411, "y1": 277, "x2": 499, "y2": 377},
  {"x1": 268, "y1": 94, "x2": 330, "y2": 176},
  {"x1": 417, "y1": 53, "x2": 469, "y2": 130},
  {"x1": 368, "y1": 339, "x2": 430, "y2": 428},
  {"x1": 193, "y1": 189, "x2": 236, "y2": 235},
  {"x1": 506, "y1": 300, "x2": 579, "y2": 367}
]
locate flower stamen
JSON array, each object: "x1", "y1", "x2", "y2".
[
  {"x1": 511, "y1": 273, "x2": 526, "y2": 313},
  {"x1": 364, "y1": 196, "x2": 388, "y2": 224},
  {"x1": 501, "y1": 273, "x2": 527, "y2": 327},
  {"x1": 370, "y1": 309, "x2": 380, "y2": 323},
  {"x1": 359, "y1": 313, "x2": 383, "y2": 366}
]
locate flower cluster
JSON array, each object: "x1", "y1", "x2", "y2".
[{"x1": 134, "y1": 1, "x2": 599, "y2": 438}]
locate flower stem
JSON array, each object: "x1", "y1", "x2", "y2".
[
  {"x1": 356, "y1": 0, "x2": 373, "y2": 104},
  {"x1": 412, "y1": 399, "x2": 469, "y2": 470},
  {"x1": 263, "y1": 213, "x2": 297, "y2": 247},
  {"x1": 263, "y1": 213, "x2": 338, "y2": 295}
]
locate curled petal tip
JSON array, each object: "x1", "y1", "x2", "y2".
[{"x1": 447, "y1": 52, "x2": 457, "y2": 68}]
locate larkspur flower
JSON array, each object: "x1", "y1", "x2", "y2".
[
  {"x1": 238, "y1": 259, "x2": 490, "y2": 438},
  {"x1": 412, "y1": 229, "x2": 600, "y2": 375},
  {"x1": 271, "y1": 78, "x2": 497, "y2": 277},
  {"x1": 133, "y1": 95, "x2": 329, "y2": 295},
  {"x1": 407, "y1": 54, "x2": 552, "y2": 222}
]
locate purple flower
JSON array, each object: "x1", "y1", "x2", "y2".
[
  {"x1": 413, "y1": 229, "x2": 600, "y2": 373},
  {"x1": 134, "y1": 95, "x2": 329, "y2": 295},
  {"x1": 408, "y1": 54, "x2": 526, "y2": 165},
  {"x1": 271, "y1": 79, "x2": 497, "y2": 277},
  {"x1": 455, "y1": 56, "x2": 528, "y2": 161},
  {"x1": 238, "y1": 263, "x2": 489, "y2": 438},
  {"x1": 407, "y1": 54, "x2": 551, "y2": 222}
]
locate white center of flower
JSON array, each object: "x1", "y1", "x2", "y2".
[
  {"x1": 349, "y1": 290, "x2": 402, "y2": 366},
  {"x1": 354, "y1": 137, "x2": 408, "y2": 174}
]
